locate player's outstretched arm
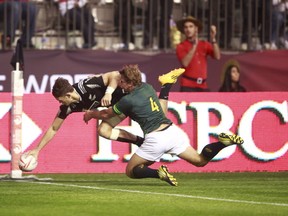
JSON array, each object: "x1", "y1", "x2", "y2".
[
  {"x1": 101, "y1": 71, "x2": 120, "y2": 106},
  {"x1": 26, "y1": 117, "x2": 64, "y2": 160}
]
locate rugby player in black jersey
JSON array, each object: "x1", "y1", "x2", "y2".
[
  {"x1": 84, "y1": 65, "x2": 244, "y2": 186},
  {"x1": 26, "y1": 71, "x2": 144, "y2": 161}
]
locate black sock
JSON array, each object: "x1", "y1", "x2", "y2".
[
  {"x1": 117, "y1": 136, "x2": 143, "y2": 147},
  {"x1": 201, "y1": 142, "x2": 227, "y2": 160},
  {"x1": 159, "y1": 83, "x2": 173, "y2": 100},
  {"x1": 132, "y1": 165, "x2": 159, "y2": 178}
]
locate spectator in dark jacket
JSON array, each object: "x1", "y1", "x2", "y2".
[
  {"x1": 55, "y1": 0, "x2": 97, "y2": 49},
  {"x1": 0, "y1": 0, "x2": 36, "y2": 49}
]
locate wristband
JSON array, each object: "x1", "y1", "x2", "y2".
[{"x1": 105, "y1": 86, "x2": 115, "y2": 94}]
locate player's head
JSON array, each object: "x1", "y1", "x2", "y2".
[
  {"x1": 52, "y1": 77, "x2": 74, "y2": 106},
  {"x1": 118, "y1": 64, "x2": 142, "y2": 91}
]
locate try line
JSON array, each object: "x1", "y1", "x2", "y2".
[{"x1": 26, "y1": 181, "x2": 288, "y2": 207}]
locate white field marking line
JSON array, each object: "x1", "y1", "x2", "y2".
[{"x1": 26, "y1": 181, "x2": 288, "y2": 207}]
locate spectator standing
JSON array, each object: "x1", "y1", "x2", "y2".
[
  {"x1": 0, "y1": 0, "x2": 36, "y2": 49},
  {"x1": 219, "y1": 60, "x2": 246, "y2": 92},
  {"x1": 143, "y1": 0, "x2": 174, "y2": 50},
  {"x1": 241, "y1": 0, "x2": 271, "y2": 50},
  {"x1": 175, "y1": 16, "x2": 221, "y2": 92},
  {"x1": 270, "y1": 0, "x2": 288, "y2": 49},
  {"x1": 208, "y1": 0, "x2": 235, "y2": 50},
  {"x1": 114, "y1": 0, "x2": 137, "y2": 50},
  {"x1": 55, "y1": 0, "x2": 97, "y2": 49}
]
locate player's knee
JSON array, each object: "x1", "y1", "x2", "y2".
[
  {"x1": 187, "y1": 156, "x2": 208, "y2": 167},
  {"x1": 98, "y1": 123, "x2": 120, "y2": 141},
  {"x1": 194, "y1": 157, "x2": 209, "y2": 167},
  {"x1": 194, "y1": 162, "x2": 207, "y2": 167},
  {"x1": 98, "y1": 125, "x2": 109, "y2": 138},
  {"x1": 125, "y1": 166, "x2": 134, "y2": 178}
]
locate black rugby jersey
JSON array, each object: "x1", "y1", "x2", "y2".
[{"x1": 57, "y1": 76, "x2": 126, "y2": 119}]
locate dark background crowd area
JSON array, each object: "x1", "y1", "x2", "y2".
[{"x1": 1, "y1": 0, "x2": 288, "y2": 51}]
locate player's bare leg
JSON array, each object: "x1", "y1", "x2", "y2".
[
  {"x1": 178, "y1": 133, "x2": 244, "y2": 166},
  {"x1": 126, "y1": 153, "x2": 178, "y2": 186}
]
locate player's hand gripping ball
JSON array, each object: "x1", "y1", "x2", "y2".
[{"x1": 19, "y1": 153, "x2": 38, "y2": 172}]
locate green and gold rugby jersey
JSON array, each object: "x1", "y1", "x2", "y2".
[{"x1": 113, "y1": 83, "x2": 172, "y2": 134}]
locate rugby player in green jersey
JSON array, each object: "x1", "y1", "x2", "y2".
[{"x1": 83, "y1": 65, "x2": 244, "y2": 186}]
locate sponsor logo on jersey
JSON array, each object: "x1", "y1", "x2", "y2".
[
  {"x1": 78, "y1": 80, "x2": 87, "y2": 94},
  {"x1": 86, "y1": 84, "x2": 101, "y2": 89},
  {"x1": 89, "y1": 94, "x2": 97, "y2": 101}
]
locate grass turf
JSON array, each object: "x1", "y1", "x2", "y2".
[{"x1": 0, "y1": 172, "x2": 287, "y2": 216}]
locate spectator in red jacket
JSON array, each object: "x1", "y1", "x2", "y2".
[
  {"x1": 175, "y1": 16, "x2": 221, "y2": 92},
  {"x1": 0, "y1": 0, "x2": 36, "y2": 49}
]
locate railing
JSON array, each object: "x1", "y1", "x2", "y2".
[{"x1": 0, "y1": 0, "x2": 287, "y2": 51}]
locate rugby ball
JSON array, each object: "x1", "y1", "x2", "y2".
[{"x1": 19, "y1": 153, "x2": 38, "y2": 172}]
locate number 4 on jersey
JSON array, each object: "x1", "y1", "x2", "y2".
[{"x1": 149, "y1": 97, "x2": 159, "y2": 112}]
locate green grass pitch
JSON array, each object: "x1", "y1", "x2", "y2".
[{"x1": 0, "y1": 172, "x2": 287, "y2": 216}]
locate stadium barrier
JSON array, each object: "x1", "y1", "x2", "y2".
[{"x1": 1, "y1": 50, "x2": 288, "y2": 93}]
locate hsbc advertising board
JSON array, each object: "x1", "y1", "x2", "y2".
[{"x1": 0, "y1": 92, "x2": 287, "y2": 173}]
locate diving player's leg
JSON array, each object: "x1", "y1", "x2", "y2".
[
  {"x1": 158, "y1": 68, "x2": 185, "y2": 115},
  {"x1": 98, "y1": 114, "x2": 144, "y2": 147},
  {"x1": 125, "y1": 130, "x2": 178, "y2": 186},
  {"x1": 178, "y1": 133, "x2": 244, "y2": 166}
]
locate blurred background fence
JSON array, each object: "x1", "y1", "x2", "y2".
[{"x1": 0, "y1": 0, "x2": 287, "y2": 51}]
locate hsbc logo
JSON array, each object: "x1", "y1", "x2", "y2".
[
  {"x1": 0, "y1": 103, "x2": 42, "y2": 162},
  {"x1": 92, "y1": 100, "x2": 288, "y2": 163}
]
